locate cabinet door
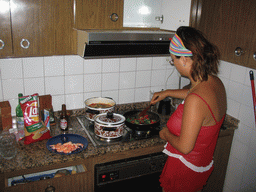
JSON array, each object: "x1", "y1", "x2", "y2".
[
  {"x1": 54, "y1": 0, "x2": 77, "y2": 55},
  {"x1": 248, "y1": 33, "x2": 256, "y2": 69},
  {"x1": 244, "y1": 2, "x2": 256, "y2": 69},
  {"x1": 74, "y1": 0, "x2": 123, "y2": 30},
  {"x1": 224, "y1": 0, "x2": 256, "y2": 68},
  {"x1": 196, "y1": 0, "x2": 256, "y2": 68},
  {"x1": 202, "y1": 130, "x2": 234, "y2": 192},
  {"x1": 160, "y1": 0, "x2": 192, "y2": 31},
  {"x1": 0, "y1": 0, "x2": 13, "y2": 57},
  {"x1": 123, "y1": 0, "x2": 161, "y2": 28},
  {"x1": 10, "y1": 0, "x2": 55, "y2": 57}
]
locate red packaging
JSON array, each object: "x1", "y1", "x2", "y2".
[{"x1": 20, "y1": 93, "x2": 51, "y2": 144}]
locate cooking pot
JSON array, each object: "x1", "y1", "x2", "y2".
[
  {"x1": 84, "y1": 97, "x2": 115, "y2": 121},
  {"x1": 123, "y1": 110, "x2": 160, "y2": 131},
  {"x1": 94, "y1": 112, "x2": 125, "y2": 139}
]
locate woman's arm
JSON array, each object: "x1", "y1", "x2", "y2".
[
  {"x1": 159, "y1": 94, "x2": 206, "y2": 154},
  {"x1": 150, "y1": 89, "x2": 189, "y2": 105}
]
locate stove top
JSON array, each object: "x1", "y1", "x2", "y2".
[{"x1": 76, "y1": 115, "x2": 160, "y2": 147}]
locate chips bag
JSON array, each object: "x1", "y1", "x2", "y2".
[{"x1": 19, "y1": 93, "x2": 51, "y2": 144}]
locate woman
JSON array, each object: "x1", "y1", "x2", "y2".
[{"x1": 150, "y1": 26, "x2": 227, "y2": 192}]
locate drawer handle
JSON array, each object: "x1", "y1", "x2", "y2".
[
  {"x1": 0, "y1": 39, "x2": 4, "y2": 50},
  {"x1": 20, "y1": 38, "x2": 30, "y2": 49},
  {"x1": 234, "y1": 47, "x2": 245, "y2": 56},
  {"x1": 110, "y1": 13, "x2": 119, "y2": 22},
  {"x1": 253, "y1": 52, "x2": 256, "y2": 61},
  {"x1": 45, "y1": 185, "x2": 55, "y2": 192}
]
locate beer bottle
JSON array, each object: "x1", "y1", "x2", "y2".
[{"x1": 60, "y1": 104, "x2": 68, "y2": 132}]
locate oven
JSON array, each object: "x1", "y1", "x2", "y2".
[{"x1": 94, "y1": 152, "x2": 167, "y2": 192}]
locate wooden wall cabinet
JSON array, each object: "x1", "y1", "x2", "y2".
[
  {"x1": 0, "y1": 0, "x2": 76, "y2": 58},
  {"x1": 74, "y1": 0, "x2": 124, "y2": 30},
  {"x1": 193, "y1": 0, "x2": 256, "y2": 69}
]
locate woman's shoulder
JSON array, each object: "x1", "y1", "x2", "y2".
[
  {"x1": 198, "y1": 75, "x2": 225, "y2": 95},
  {"x1": 186, "y1": 75, "x2": 226, "y2": 122}
]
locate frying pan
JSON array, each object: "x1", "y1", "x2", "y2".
[{"x1": 123, "y1": 110, "x2": 160, "y2": 131}]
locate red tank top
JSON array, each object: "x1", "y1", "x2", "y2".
[{"x1": 165, "y1": 93, "x2": 225, "y2": 167}]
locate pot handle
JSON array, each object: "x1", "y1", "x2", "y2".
[
  {"x1": 106, "y1": 112, "x2": 114, "y2": 118},
  {"x1": 86, "y1": 109, "x2": 100, "y2": 114},
  {"x1": 103, "y1": 127, "x2": 117, "y2": 131}
]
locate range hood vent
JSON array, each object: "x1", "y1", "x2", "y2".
[{"x1": 77, "y1": 30, "x2": 175, "y2": 58}]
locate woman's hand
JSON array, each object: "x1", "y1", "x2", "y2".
[
  {"x1": 150, "y1": 91, "x2": 167, "y2": 105},
  {"x1": 159, "y1": 126, "x2": 169, "y2": 141},
  {"x1": 150, "y1": 89, "x2": 189, "y2": 106}
]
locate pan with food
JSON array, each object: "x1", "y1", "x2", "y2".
[{"x1": 123, "y1": 110, "x2": 160, "y2": 131}]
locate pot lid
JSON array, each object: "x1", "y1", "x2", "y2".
[{"x1": 95, "y1": 112, "x2": 125, "y2": 125}]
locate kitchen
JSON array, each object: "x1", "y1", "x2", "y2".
[{"x1": 0, "y1": 0, "x2": 255, "y2": 191}]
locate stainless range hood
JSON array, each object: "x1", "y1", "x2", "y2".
[{"x1": 77, "y1": 30, "x2": 175, "y2": 58}]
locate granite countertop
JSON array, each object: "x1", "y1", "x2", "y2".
[{"x1": 0, "y1": 102, "x2": 239, "y2": 174}]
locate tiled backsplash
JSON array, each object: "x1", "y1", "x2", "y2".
[
  {"x1": 0, "y1": 55, "x2": 255, "y2": 191},
  {"x1": 0, "y1": 56, "x2": 187, "y2": 115}
]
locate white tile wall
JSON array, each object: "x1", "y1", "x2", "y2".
[
  {"x1": 0, "y1": 55, "x2": 255, "y2": 191},
  {"x1": 119, "y1": 72, "x2": 136, "y2": 89},
  {"x1": 64, "y1": 55, "x2": 84, "y2": 75},
  {"x1": 44, "y1": 56, "x2": 64, "y2": 76},
  {"x1": 217, "y1": 61, "x2": 256, "y2": 192}
]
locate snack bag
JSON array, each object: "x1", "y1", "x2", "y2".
[{"x1": 19, "y1": 93, "x2": 51, "y2": 144}]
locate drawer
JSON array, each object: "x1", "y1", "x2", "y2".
[{"x1": 4, "y1": 164, "x2": 88, "y2": 192}]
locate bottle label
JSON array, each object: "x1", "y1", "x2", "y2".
[
  {"x1": 17, "y1": 117, "x2": 24, "y2": 125},
  {"x1": 60, "y1": 119, "x2": 68, "y2": 130}
]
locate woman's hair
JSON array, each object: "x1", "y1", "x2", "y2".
[{"x1": 176, "y1": 26, "x2": 220, "y2": 81}]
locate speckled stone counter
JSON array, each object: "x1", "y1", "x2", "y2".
[{"x1": 0, "y1": 102, "x2": 239, "y2": 174}]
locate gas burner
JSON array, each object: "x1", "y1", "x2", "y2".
[
  {"x1": 94, "y1": 134, "x2": 124, "y2": 143},
  {"x1": 131, "y1": 127, "x2": 161, "y2": 140},
  {"x1": 132, "y1": 130, "x2": 152, "y2": 140}
]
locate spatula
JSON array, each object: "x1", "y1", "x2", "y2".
[
  {"x1": 138, "y1": 105, "x2": 152, "y2": 117},
  {"x1": 138, "y1": 96, "x2": 159, "y2": 117}
]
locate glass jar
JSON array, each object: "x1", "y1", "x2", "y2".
[{"x1": 0, "y1": 131, "x2": 17, "y2": 160}]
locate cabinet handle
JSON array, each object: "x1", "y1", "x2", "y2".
[
  {"x1": 109, "y1": 13, "x2": 119, "y2": 22},
  {"x1": 155, "y1": 15, "x2": 164, "y2": 24},
  {"x1": 253, "y1": 52, "x2": 256, "y2": 61},
  {"x1": 0, "y1": 39, "x2": 4, "y2": 50},
  {"x1": 20, "y1": 39, "x2": 30, "y2": 49},
  {"x1": 234, "y1": 47, "x2": 245, "y2": 56}
]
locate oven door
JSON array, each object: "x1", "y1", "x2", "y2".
[{"x1": 94, "y1": 152, "x2": 167, "y2": 192}]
